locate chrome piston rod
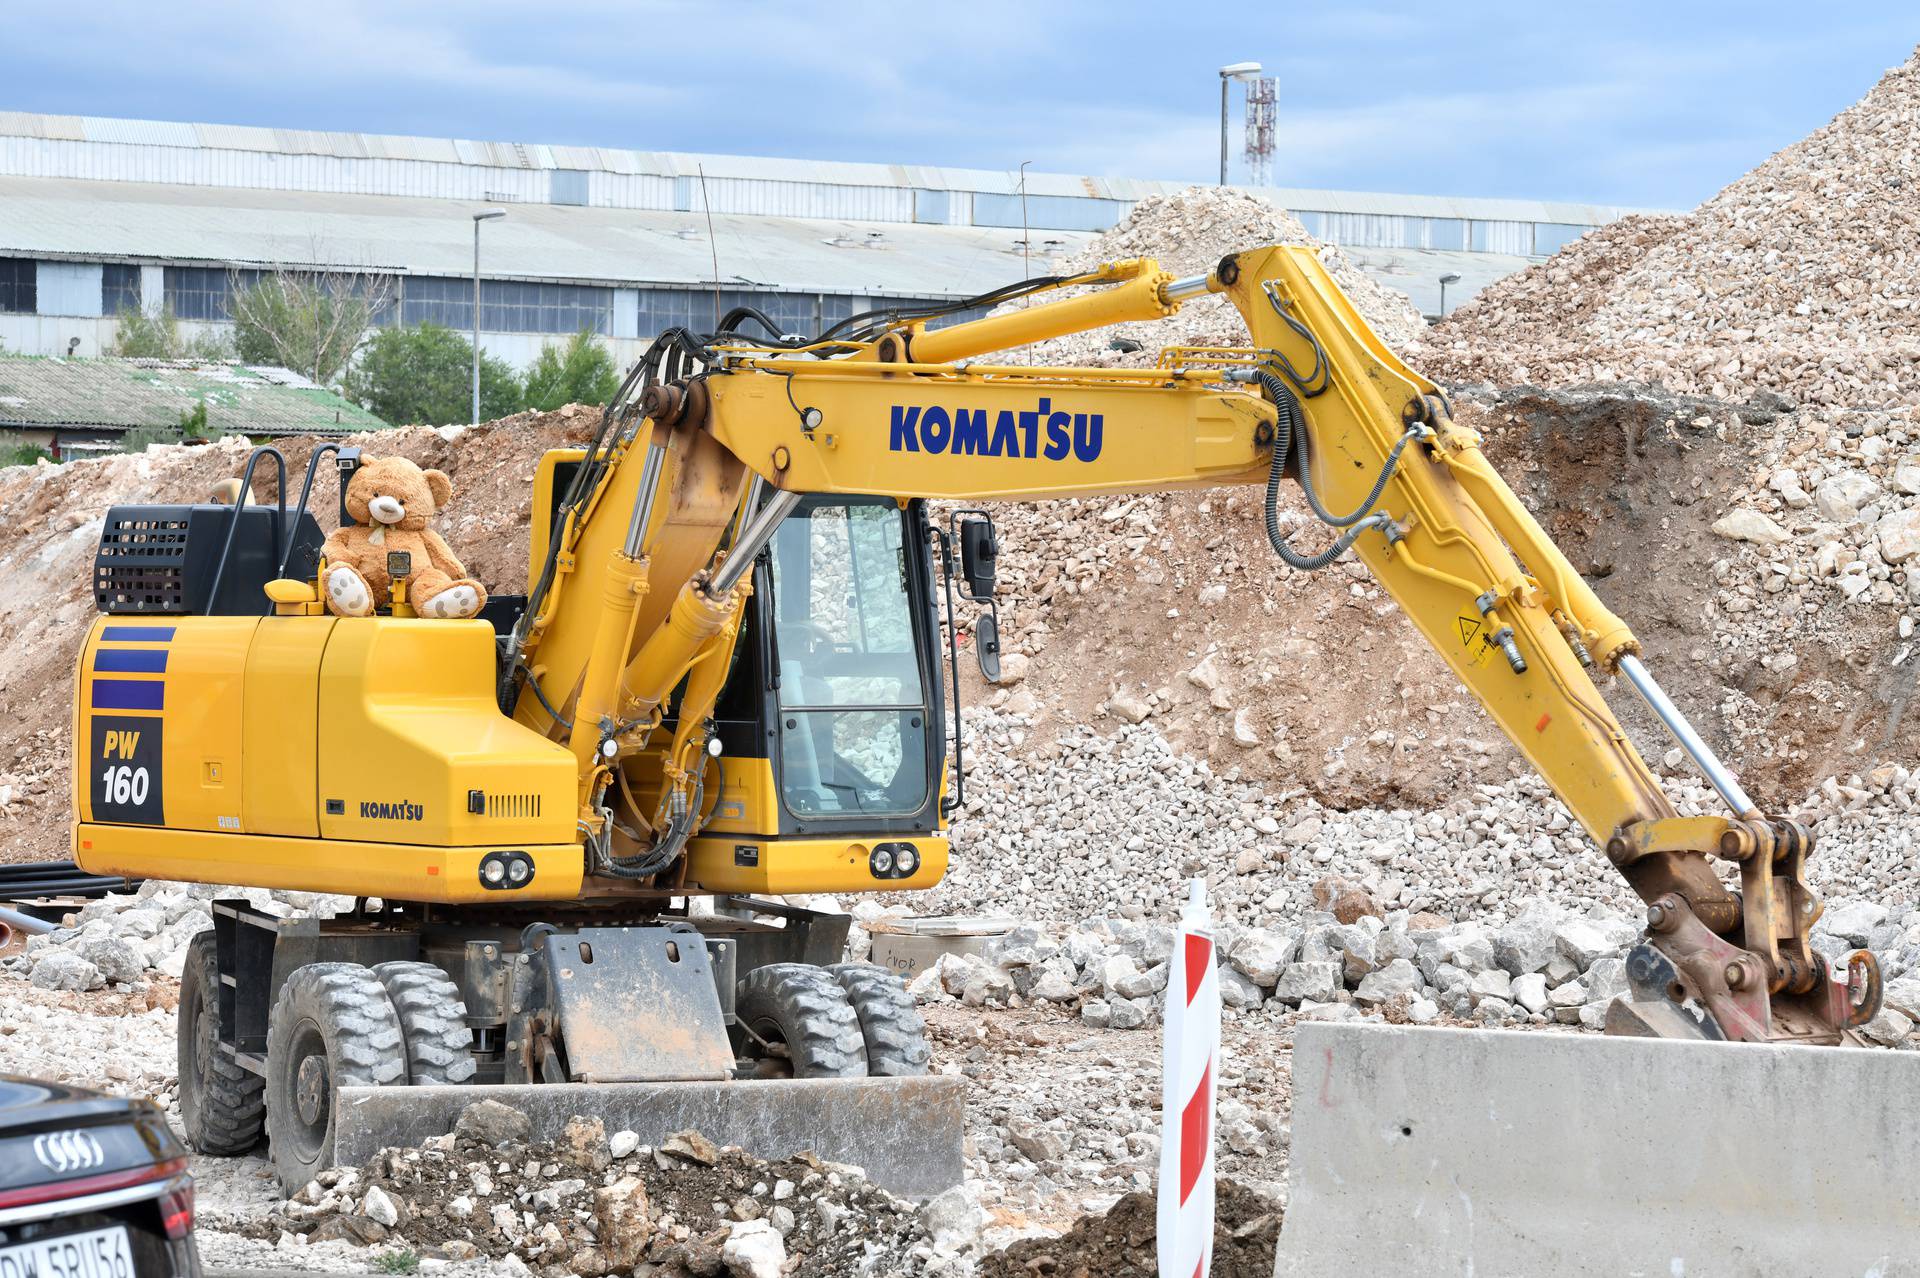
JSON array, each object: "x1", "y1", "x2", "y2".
[{"x1": 1618, "y1": 653, "x2": 1758, "y2": 817}]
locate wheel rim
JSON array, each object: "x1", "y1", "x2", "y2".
[
  {"x1": 747, "y1": 1016, "x2": 796, "y2": 1076},
  {"x1": 283, "y1": 1019, "x2": 330, "y2": 1159},
  {"x1": 183, "y1": 984, "x2": 216, "y2": 1123}
]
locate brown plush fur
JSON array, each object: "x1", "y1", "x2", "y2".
[{"x1": 320, "y1": 455, "x2": 488, "y2": 619}]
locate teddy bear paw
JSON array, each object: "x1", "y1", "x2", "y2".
[
  {"x1": 326, "y1": 566, "x2": 373, "y2": 617},
  {"x1": 421, "y1": 584, "x2": 481, "y2": 619}
]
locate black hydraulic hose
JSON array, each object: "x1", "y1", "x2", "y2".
[{"x1": 1256, "y1": 371, "x2": 1399, "y2": 571}]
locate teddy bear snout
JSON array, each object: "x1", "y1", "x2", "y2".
[{"x1": 367, "y1": 494, "x2": 406, "y2": 524}]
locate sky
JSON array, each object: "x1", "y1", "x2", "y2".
[{"x1": 4, "y1": 2, "x2": 1916, "y2": 210}]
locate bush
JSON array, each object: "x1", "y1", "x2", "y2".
[
  {"x1": 178, "y1": 401, "x2": 211, "y2": 440},
  {"x1": 108, "y1": 306, "x2": 235, "y2": 361},
  {"x1": 1, "y1": 442, "x2": 50, "y2": 467},
  {"x1": 523, "y1": 328, "x2": 621, "y2": 412},
  {"x1": 345, "y1": 323, "x2": 523, "y2": 426},
  {"x1": 119, "y1": 424, "x2": 184, "y2": 454}
]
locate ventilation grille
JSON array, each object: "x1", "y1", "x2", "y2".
[
  {"x1": 95, "y1": 514, "x2": 191, "y2": 613},
  {"x1": 486, "y1": 793, "x2": 542, "y2": 819}
]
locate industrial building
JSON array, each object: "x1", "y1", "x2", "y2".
[{"x1": 0, "y1": 112, "x2": 1654, "y2": 371}]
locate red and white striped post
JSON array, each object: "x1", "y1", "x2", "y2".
[{"x1": 1158, "y1": 878, "x2": 1220, "y2": 1278}]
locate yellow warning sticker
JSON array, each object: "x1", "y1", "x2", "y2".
[{"x1": 1457, "y1": 614, "x2": 1495, "y2": 668}]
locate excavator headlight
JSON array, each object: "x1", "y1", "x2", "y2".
[
  {"x1": 479, "y1": 851, "x2": 536, "y2": 890},
  {"x1": 869, "y1": 842, "x2": 917, "y2": 880}
]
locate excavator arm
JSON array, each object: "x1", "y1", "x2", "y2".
[{"x1": 683, "y1": 246, "x2": 1878, "y2": 1045}]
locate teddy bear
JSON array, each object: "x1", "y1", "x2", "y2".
[{"x1": 320, "y1": 454, "x2": 488, "y2": 620}]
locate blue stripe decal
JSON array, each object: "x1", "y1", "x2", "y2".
[
  {"x1": 91, "y1": 679, "x2": 165, "y2": 711},
  {"x1": 100, "y1": 626, "x2": 175, "y2": 643},
  {"x1": 93, "y1": 648, "x2": 169, "y2": 674}
]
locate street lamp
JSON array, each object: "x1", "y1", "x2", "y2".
[
  {"x1": 1218, "y1": 62, "x2": 1262, "y2": 184},
  {"x1": 1438, "y1": 272, "x2": 1462, "y2": 318},
  {"x1": 471, "y1": 209, "x2": 506, "y2": 423}
]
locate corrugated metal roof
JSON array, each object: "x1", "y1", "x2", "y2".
[
  {"x1": 0, "y1": 176, "x2": 1078, "y2": 296},
  {"x1": 0, "y1": 354, "x2": 385, "y2": 434},
  {"x1": 0, "y1": 112, "x2": 1667, "y2": 225}
]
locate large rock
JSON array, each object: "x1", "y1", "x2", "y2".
[
  {"x1": 1493, "y1": 907, "x2": 1560, "y2": 976},
  {"x1": 454, "y1": 1099, "x2": 531, "y2": 1148},
  {"x1": 1877, "y1": 509, "x2": 1920, "y2": 564},
  {"x1": 73, "y1": 935, "x2": 145, "y2": 985},
  {"x1": 1814, "y1": 472, "x2": 1880, "y2": 523},
  {"x1": 1511, "y1": 972, "x2": 1550, "y2": 1014},
  {"x1": 1553, "y1": 919, "x2": 1621, "y2": 971},
  {"x1": 1354, "y1": 959, "x2": 1422, "y2": 1006},
  {"x1": 721, "y1": 1219, "x2": 787, "y2": 1278},
  {"x1": 1218, "y1": 964, "x2": 1265, "y2": 1010},
  {"x1": 29, "y1": 951, "x2": 101, "y2": 992},
  {"x1": 1227, "y1": 929, "x2": 1295, "y2": 987},
  {"x1": 1273, "y1": 961, "x2": 1341, "y2": 1005},
  {"x1": 1711, "y1": 509, "x2": 1789, "y2": 544},
  {"x1": 1823, "y1": 900, "x2": 1890, "y2": 947}
]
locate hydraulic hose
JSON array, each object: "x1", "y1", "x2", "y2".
[{"x1": 1256, "y1": 370, "x2": 1407, "y2": 570}]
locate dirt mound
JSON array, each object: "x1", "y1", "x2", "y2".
[
  {"x1": 1006, "y1": 185, "x2": 1427, "y2": 368},
  {"x1": 976, "y1": 1181, "x2": 1282, "y2": 1278},
  {"x1": 251, "y1": 1114, "x2": 947, "y2": 1277},
  {"x1": 0, "y1": 406, "x2": 599, "y2": 863},
  {"x1": 1420, "y1": 46, "x2": 1920, "y2": 411}
]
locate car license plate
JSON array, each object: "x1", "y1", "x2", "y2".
[{"x1": 0, "y1": 1225, "x2": 133, "y2": 1278}]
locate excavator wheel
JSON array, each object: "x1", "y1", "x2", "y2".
[
  {"x1": 827, "y1": 963, "x2": 932, "y2": 1076},
  {"x1": 177, "y1": 930, "x2": 266, "y2": 1155},
  {"x1": 372, "y1": 961, "x2": 477, "y2": 1085},
  {"x1": 737, "y1": 963, "x2": 868, "y2": 1078},
  {"x1": 265, "y1": 962, "x2": 407, "y2": 1194}
]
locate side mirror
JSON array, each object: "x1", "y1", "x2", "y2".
[
  {"x1": 958, "y1": 518, "x2": 997, "y2": 601},
  {"x1": 974, "y1": 612, "x2": 1001, "y2": 683}
]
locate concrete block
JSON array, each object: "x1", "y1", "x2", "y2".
[
  {"x1": 1274, "y1": 1023, "x2": 1920, "y2": 1277},
  {"x1": 336, "y1": 1075, "x2": 964, "y2": 1202}
]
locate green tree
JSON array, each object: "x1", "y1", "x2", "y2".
[
  {"x1": 230, "y1": 269, "x2": 390, "y2": 385},
  {"x1": 345, "y1": 323, "x2": 523, "y2": 426},
  {"x1": 120, "y1": 424, "x2": 184, "y2": 454},
  {"x1": 522, "y1": 328, "x2": 621, "y2": 412}
]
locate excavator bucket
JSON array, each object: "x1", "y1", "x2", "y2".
[
  {"x1": 333, "y1": 1075, "x2": 965, "y2": 1202},
  {"x1": 1273, "y1": 1022, "x2": 1920, "y2": 1276}
]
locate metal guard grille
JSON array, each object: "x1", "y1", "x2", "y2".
[{"x1": 95, "y1": 513, "x2": 191, "y2": 613}]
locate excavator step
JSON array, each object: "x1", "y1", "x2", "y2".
[
  {"x1": 1274, "y1": 1022, "x2": 1920, "y2": 1276},
  {"x1": 334, "y1": 1075, "x2": 965, "y2": 1202}
]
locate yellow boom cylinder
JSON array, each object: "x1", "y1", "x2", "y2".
[
  {"x1": 904, "y1": 259, "x2": 1179, "y2": 364},
  {"x1": 620, "y1": 578, "x2": 737, "y2": 722}
]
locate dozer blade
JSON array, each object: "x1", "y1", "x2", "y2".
[
  {"x1": 335, "y1": 1075, "x2": 964, "y2": 1202},
  {"x1": 1274, "y1": 1022, "x2": 1920, "y2": 1277}
]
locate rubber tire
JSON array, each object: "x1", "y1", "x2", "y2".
[
  {"x1": 264, "y1": 963, "x2": 406, "y2": 1195},
  {"x1": 737, "y1": 963, "x2": 868, "y2": 1078},
  {"x1": 177, "y1": 931, "x2": 266, "y2": 1155},
  {"x1": 371, "y1": 961, "x2": 476, "y2": 1085},
  {"x1": 828, "y1": 963, "x2": 932, "y2": 1077}
]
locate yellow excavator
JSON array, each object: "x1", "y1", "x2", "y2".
[{"x1": 72, "y1": 244, "x2": 1879, "y2": 1198}]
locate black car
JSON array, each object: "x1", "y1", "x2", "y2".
[{"x1": 0, "y1": 1076, "x2": 199, "y2": 1277}]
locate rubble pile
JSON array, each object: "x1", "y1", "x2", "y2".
[
  {"x1": 976, "y1": 1179, "x2": 1283, "y2": 1278},
  {"x1": 243, "y1": 1105, "x2": 978, "y2": 1278},
  {"x1": 1423, "y1": 47, "x2": 1920, "y2": 412},
  {"x1": 4, "y1": 881, "x2": 350, "y2": 992},
  {"x1": 1002, "y1": 185, "x2": 1427, "y2": 369}
]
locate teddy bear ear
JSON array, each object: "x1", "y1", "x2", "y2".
[{"x1": 424, "y1": 468, "x2": 453, "y2": 507}]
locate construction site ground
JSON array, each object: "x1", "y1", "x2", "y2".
[{"x1": 6, "y1": 43, "x2": 1920, "y2": 1278}]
